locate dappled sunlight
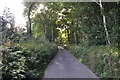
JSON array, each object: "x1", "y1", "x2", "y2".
[
  {"x1": 0, "y1": 1, "x2": 119, "y2": 79},
  {"x1": 79, "y1": 58, "x2": 83, "y2": 62},
  {"x1": 36, "y1": 4, "x2": 48, "y2": 13},
  {"x1": 61, "y1": 33, "x2": 66, "y2": 38}
]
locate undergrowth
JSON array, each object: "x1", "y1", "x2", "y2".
[
  {"x1": 68, "y1": 45, "x2": 119, "y2": 78},
  {"x1": 2, "y1": 36, "x2": 58, "y2": 79}
]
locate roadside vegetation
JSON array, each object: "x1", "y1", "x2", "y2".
[
  {"x1": 0, "y1": 1, "x2": 119, "y2": 79},
  {"x1": 68, "y1": 45, "x2": 119, "y2": 78},
  {"x1": 2, "y1": 36, "x2": 58, "y2": 79}
]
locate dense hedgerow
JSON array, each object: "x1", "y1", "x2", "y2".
[
  {"x1": 2, "y1": 37, "x2": 58, "y2": 79},
  {"x1": 68, "y1": 45, "x2": 119, "y2": 78}
]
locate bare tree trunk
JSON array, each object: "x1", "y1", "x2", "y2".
[
  {"x1": 27, "y1": 12, "x2": 31, "y2": 37},
  {"x1": 99, "y1": 0, "x2": 110, "y2": 45},
  {"x1": 27, "y1": 3, "x2": 34, "y2": 37},
  {"x1": 93, "y1": 0, "x2": 110, "y2": 45}
]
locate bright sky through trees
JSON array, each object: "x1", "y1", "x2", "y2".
[
  {"x1": 0, "y1": 0, "x2": 25, "y2": 28},
  {"x1": 0, "y1": 0, "x2": 46, "y2": 28}
]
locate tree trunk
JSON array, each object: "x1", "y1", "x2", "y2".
[
  {"x1": 74, "y1": 32, "x2": 77, "y2": 45},
  {"x1": 51, "y1": 28, "x2": 54, "y2": 42},
  {"x1": 93, "y1": 0, "x2": 110, "y2": 45},
  {"x1": 67, "y1": 28, "x2": 70, "y2": 44},
  {"x1": 44, "y1": 25, "x2": 47, "y2": 37},
  {"x1": 27, "y1": 12, "x2": 31, "y2": 37},
  {"x1": 27, "y1": 3, "x2": 34, "y2": 37},
  {"x1": 0, "y1": 32, "x2": 2, "y2": 46},
  {"x1": 99, "y1": 0, "x2": 110, "y2": 45},
  {"x1": 0, "y1": 24, "x2": 2, "y2": 45}
]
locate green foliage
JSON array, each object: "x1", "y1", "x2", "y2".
[
  {"x1": 2, "y1": 37, "x2": 58, "y2": 79},
  {"x1": 68, "y1": 45, "x2": 119, "y2": 78},
  {"x1": 18, "y1": 38, "x2": 58, "y2": 78},
  {"x1": 23, "y1": 2, "x2": 118, "y2": 46},
  {"x1": 3, "y1": 2, "x2": 118, "y2": 79},
  {"x1": 22, "y1": 2, "x2": 119, "y2": 46},
  {"x1": 2, "y1": 47, "x2": 26, "y2": 79},
  {"x1": 0, "y1": 7, "x2": 20, "y2": 45}
]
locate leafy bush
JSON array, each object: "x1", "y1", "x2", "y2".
[
  {"x1": 2, "y1": 47, "x2": 26, "y2": 79},
  {"x1": 68, "y1": 45, "x2": 119, "y2": 78},
  {"x1": 2, "y1": 37, "x2": 58, "y2": 79}
]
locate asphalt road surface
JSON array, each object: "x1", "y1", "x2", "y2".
[{"x1": 43, "y1": 48, "x2": 98, "y2": 79}]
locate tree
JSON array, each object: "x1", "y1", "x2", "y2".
[
  {"x1": 27, "y1": 2, "x2": 35, "y2": 37},
  {"x1": 0, "y1": 7, "x2": 15, "y2": 45},
  {"x1": 23, "y1": 2, "x2": 118, "y2": 46},
  {"x1": 93, "y1": 0, "x2": 111, "y2": 45},
  {"x1": 32, "y1": 3, "x2": 60, "y2": 42},
  {"x1": 23, "y1": 2, "x2": 38, "y2": 37}
]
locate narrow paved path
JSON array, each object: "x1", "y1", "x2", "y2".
[{"x1": 43, "y1": 48, "x2": 98, "y2": 78}]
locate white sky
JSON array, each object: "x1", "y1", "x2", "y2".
[{"x1": 0, "y1": 0, "x2": 26, "y2": 28}]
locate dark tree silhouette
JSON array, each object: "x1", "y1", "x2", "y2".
[{"x1": 27, "y1": 3, "x2": 35, "y2": 37}]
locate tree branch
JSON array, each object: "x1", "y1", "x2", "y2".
[{"x1": 92, "y1": 0, "x2": 100, "y2": 6}]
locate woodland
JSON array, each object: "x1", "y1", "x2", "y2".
[{"x1": 0, "y1": 1, "x2": 119, "y2": 79}]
